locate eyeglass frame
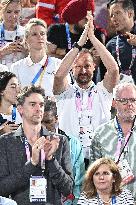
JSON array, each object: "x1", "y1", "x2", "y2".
[{"x1": 115, "y1": 98, "x2": 136, "y2": 105}]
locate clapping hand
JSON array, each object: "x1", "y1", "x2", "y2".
[{"x1": 44, "y1": 135, "x2": 60, "y2": 160}]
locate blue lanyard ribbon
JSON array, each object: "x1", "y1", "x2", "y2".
[
  {"x1": 31, "y1": 57, "x2": 48, "y2": 85},
  {"x1": 31, "y1": 66, "x2": 44, "y2": 85},
  {"x1": 12, "y1": 105, "x2": 16, "y2": 122},
  {"x1": 0, "y1": 23, "x2": 5, "y2": 41},
  {"x1": 65, "y1": 23, "x2": 72, "y2": 50}
]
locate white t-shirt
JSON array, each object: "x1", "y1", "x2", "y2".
[
  {"x1": 0, "y1": 24, "x2": 25, "y2": 69},
  {"x1": 10, "y1": 55, "x2": 61, "y2": 97},
  {"x1": 56, "y1": 81, "x2": 112, "y2": 158},
  {"x1": 1, "y1": 106, "x2": 22, "y2": 125}
]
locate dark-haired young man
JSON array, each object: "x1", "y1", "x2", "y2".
[
  {"x1": 106, "y1": 0, "x2": 136, "y2": 83},
  {"x1": 0, "y1": 85, "x2": 73, "y2": 205}
]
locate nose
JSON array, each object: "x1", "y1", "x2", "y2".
[
  {"x1": 127, "y1": 101, "x2": 133, "y2": 107},
  {"x1": 80, "y1": 66, "x2": 86, "y2": 74},
  {"x1": 99, "y1": 174, "x2": 104, "y2": 179},
  {"x1": 12, "y1": 13, "x2": 18, "y2": 19},
  {"x1": 34, "y1": 104, "x2": 42, "y2": 111},
  {"x1": 16, "y1": 85, "x2": 20, "y2": 93}
]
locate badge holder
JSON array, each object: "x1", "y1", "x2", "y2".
[{"x1": 29, "y1": 149, "x2": 47, "y2": 203}]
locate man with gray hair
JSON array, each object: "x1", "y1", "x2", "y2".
[{"x1": 90, "y1": 82, "x2": 136, "y2": 202}]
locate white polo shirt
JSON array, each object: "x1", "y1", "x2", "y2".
[
  {"x1": 56, "y1": 81, "x2": 112, "y2": 158},
  {"x1": 10, "y1": 55, "x2": 61, "y2": 97}
]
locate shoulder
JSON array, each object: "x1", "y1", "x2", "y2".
[
  {"x1": 95, "y1": 119, "x2": 114, "y2": 135},
  {"x1": 0, "y1": 64, "x2": 9, "y2": 71},
  {"x1": 48, "y1": 23, "x2": 65, "y2": 33},
  {"x1": 106, "y1": 35, "x2": 118, "y2": 47},
  {"x1": 48, "y1": 56, "x2": 61, "y2": 64},
  {"x1": 11, "y1": 57, "x2": 27, "y2": 68},
  {"x1": 95, "y1": 81, "x2": 112, "y2": 98},
  {"x1": 117, "y1": 188, "x2": 134, "y2": 202},
  {"x1": 0, "y1": 131, "x2": 16, "y2": 145}
]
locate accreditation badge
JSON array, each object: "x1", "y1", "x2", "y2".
[
  {"x1": 118, "y1": 159, "x2": 134, "y2": 185},
  {"x1": 30, "y1": 176, "x2": 47, "y2": 203}
]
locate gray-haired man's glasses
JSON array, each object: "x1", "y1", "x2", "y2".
[{"x1": 116, "y1": 98, "x2": 136, "y2": 105}]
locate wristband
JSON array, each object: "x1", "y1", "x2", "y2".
[{"x1": 72, "y1": 42, "x2": 82, "y2": 51}]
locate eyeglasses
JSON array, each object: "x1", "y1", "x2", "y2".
[{"x1": 116, "y1": 98, "x2": 136, "y2": 105}]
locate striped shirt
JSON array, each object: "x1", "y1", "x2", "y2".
[
  {"x1": 90, "y1": 119, "x2": 136, "y2": 201},
  {"x1": 77, "y1": 189, "x2": 134, "y2": 204}
]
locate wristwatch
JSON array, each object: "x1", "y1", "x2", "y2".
[{"x1": 72, "y1": 42, "x2": 82, "y2": 51}]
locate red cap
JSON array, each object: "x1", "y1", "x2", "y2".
[{"x1": 61, "y1": 0, "x2": 95, "y2": 24}]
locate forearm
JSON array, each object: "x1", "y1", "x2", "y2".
[
  {"x1": 89, "y1": 34, "x2": 118, "y2": 71},
  {"x1": 55, "y1": 47, "x2": 79, "y2": 79},
  {"x1": 53, "y1": 47, "x2": 79, "y2": 94}
]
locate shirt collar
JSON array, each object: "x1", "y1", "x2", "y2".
[
  {"x1": 26, "y1": 55, "x2": 48, "y2": 67},
  {"x1": 73, "y1": 81, "x2": 95, "y2": 92},
  {"x1": 13, "y1": 125, "x2": 51, "y2": 137}
]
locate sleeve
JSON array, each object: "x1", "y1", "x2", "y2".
[
  {"x1": 121, "y1": 189, "x2": 135, "y2": 205},
  {"x1": 72, "y1": 140, "x2": 85, "y2": 198},
  {"x1": 89, "y1": 134, "x2": 104, "y2": 165},
  {"x1": 45, "y1": 136, "x2": 74, "y2": 197},
  {"x1": 10, "y1": 62, "x2": 20, "y2": 82},
  {"x1": 0, "y1": 136, "x2": 40, "y2": 196},
  {"x1": 77, "y1": 193, "x2": 89, "y2": 205}
]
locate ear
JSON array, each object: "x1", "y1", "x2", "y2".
[
  {"x1": 128, "y1": 10, "x2": 134, "y2": 18},
  {"x1": 112, "y1": 99, "x2": 117, "y2": 108},
  {"x1": 0, "y1": 91, "x2": 4, "y2": 96},
  {"x1": 55, "y1": 115, "x2": 58, "y2": 123}
]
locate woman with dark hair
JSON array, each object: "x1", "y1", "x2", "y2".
[
  {"x1": 0, "y1": 71, "x2": 21, "y2": 134},
  {"x1": 77, "y1": 158, "x2": 134, "y2": 205}
]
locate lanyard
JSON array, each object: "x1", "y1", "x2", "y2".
[
  {"x1": 12, "y1": 105, "x2": 16, "y2": 122},
  {"x1": 116, "y1": 35, "x2": 136, "y2": 75},
  {"x1": 65, "y1": 23, "x2": 72, "y2": 50},
  {"x1": 75, "y1": 84, "x2": 95, "y2": 112},
  {"x1": 23, "y1": 136, "x2": 45, "y2": 170},
  {"x1": 31, "y1": 57, "x2": 48, "y2": 85},
  {"x1": 114, "y1": 116, "x2": 135, "y2": 163},
  {"x1": 97, "y1": 195, "x2": 116, "y2": 205}
]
